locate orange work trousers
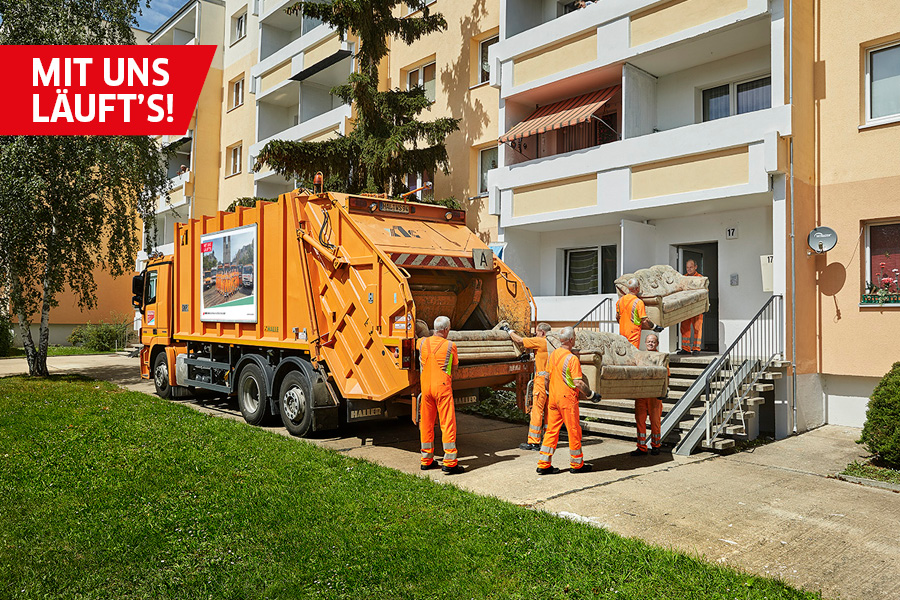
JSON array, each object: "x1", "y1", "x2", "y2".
[
  {"x1": 537, "y1": 395, "x2": 583, "y2": 470},
  {"x1": 526, "y1": 376, "x2": 549, "y2": 445},
  {"x1": 635, "y1": 398, "x2": 663, "y2": 450},
  {"x1": 680, "y1": 314, "x2": 703, "y2": 352},
  {"x1": 419, "y1": 390, "x2": 458, "y2": 468}
]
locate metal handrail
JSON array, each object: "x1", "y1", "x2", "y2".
[
  {"x1": 573, "y1": 297, "x2": 616, "y2": 332},
  {"x1": 672, "y1": 294, "x2": 785, "y2": 455},
  {"x1": 703, "y1": 294, "x2": 784, "y2": 445}
]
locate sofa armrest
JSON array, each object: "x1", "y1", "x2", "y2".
[{"x1": 678, "y1": 276, "x2": 709, "y2": 292}]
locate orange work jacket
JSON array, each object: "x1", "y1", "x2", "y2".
[
  {"x1": 616, "y1": 293, "x2": 647, "y2": 347},
  {"x1": 548, "y1": 347, "x2": 582, "y2": 404},
  {"x1": 417, "y1": 335, "x2": 458, "y2": 396}
]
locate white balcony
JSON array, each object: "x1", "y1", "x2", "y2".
[
  {"x1": 491, "y1": 105, "x2": 790, "y2": 230},
  {"x1": 251, "y1": 103, "x2": 351, "y2": 160},
  {"x1": 494, "y1": 0, "x2": 774, "y2": 100},
  {"x1": 149, "y1": 1, "x2": 198, "y2": 45}
]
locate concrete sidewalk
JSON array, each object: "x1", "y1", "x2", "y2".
[{"x1": 2, "y1": 354, "x2": 896, "y2": 599}]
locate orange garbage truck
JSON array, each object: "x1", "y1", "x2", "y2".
[{"x1": 132, "y1": 188, "x2": 535, "y2": 437}]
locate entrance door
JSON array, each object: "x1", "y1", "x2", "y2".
[{"x1": 676, "y1": 243, "x2": 719, "y2": 353}]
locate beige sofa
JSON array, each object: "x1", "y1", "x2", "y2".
[
  {"x1": 548, "y1": 331, "x2": 669, "y2": 399},
  {"x1": 615, "y1": 265, "x2": 709, "y2": 329}
]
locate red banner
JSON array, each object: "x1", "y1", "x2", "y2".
[{"x1": 0, "y1": 45, "x2": 216, "y2": 135}]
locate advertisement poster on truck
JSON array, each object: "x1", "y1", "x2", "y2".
[{"x1": 200, "y1": 224, "x2": 258, "y2": 323}]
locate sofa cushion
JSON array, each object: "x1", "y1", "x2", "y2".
[{"x1": 661, "y1": 289, "x2": 707, "y2": 313}]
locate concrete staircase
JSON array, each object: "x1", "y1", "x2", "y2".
[{"x1": 580, "y1": 353, "x2": 779, "y2": 451}]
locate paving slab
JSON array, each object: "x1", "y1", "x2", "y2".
[{"x1": 3, "y1": 354, "x2": 897, "y2": 600}]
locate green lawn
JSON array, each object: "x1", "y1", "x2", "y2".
[
  {"x1": 842, "y1": 460, "x2": 900, "y2": 486},
  {"x1": 0, "y1": 376, "x2": 821, "y2": 600},
  {"x1": 2, "y1": 346, "x2": 117, "y2": 358}
]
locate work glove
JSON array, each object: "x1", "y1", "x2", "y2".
[
  {"x1": 497, "y1": 323, "x2": 511, "y2": 332},
  {"x1": 652, "y1": 325, "x2": 664, "y2": 333},
  {"x1": 589, "y1": 391, "x2": 601, "y2": 403}
]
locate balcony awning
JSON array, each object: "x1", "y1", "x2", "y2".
[
  {"x1": 290, "y1": 49, "x2": 353, "y2": 82},
  {"x1": 499, "y1": 86, "x2": 620, "y2": 144}
]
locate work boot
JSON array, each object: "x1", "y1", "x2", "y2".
[
  {"x1": 692, "y1": 350, "x2": 701, "y2": 355},
  {"x1": 519, "y1": 442, "x2": 540, "y2": 451},
  {"x1": 650, "y1": 447, "x2": 661, "y2": 456},
  {"x1": 536, "y1": 466, "x2": 561, "y2": 475},
  {"x1": 676, "y1": 349, "x2": 691, "y2": 356},
  {"x1": 630, "y1": 448, "x2": 648, "y2": 457},
  {"x1": 420, "y1": 461, "x2": 440, "y2": 471},
  {"x1": 571, "y1": 463, "x2": 593, "y2": 474},
  {"x1": 442, "y1": 465, "x2": 465, "y2": 475}
]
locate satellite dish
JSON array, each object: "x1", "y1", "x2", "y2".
[{"x1": 808, "y1": 226, "x2": 837, "y2": 254}]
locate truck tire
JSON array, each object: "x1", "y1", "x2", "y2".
[
  {"x1": 279, "y1": 370, "x2": 313, "y2": 437},
  {"x1": 237, "y1": 363, "x2": 269, "y2": 426},
  {"x1": 153, "y1": 352, "x2": 172, "y2": 399}
]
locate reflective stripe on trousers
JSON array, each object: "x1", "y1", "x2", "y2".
[{"x1": 421, "y1": 441, "x2": 434, "y2": 463}]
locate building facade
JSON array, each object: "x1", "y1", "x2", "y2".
[{"x1": 798, "y1": 0, "x2": 900, "y2": 427}]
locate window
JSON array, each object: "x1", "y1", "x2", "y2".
[
  {"x1": 228, "y1": 144, "x2": 242, "y2": 176},
  {"x1": 232, "y1": 12, "x2": 247, "y2": 44},
  {"x1": 404, "y1": 1, "x2": 437, "y2": 16},
  {"x1": 145, "y1": 270, "x2": 158, "y2": 305},
  {"x1": 478, "y1": 146, "x2": 498, "y2": 195},
  {"x1": 479, "y1": 36, "x2": 499, "y2": 84},
  {"x1": 565, "y1": 248, "x2": 598, "y2": 295},
  {"x1": 565, "y1": 246, "x2": 617, "y2": 295},
  {"x1": 702, "y1": 75, "x2": 771, "y2": 122},
  {"x1": 230, "y1": 77, "x2": 244, "y2": 110},
  {"x1": 407, "y1": 62, "x2": 436, "y2": 103},
  {"x1": 866, "y1": 221, "x2": 900, "y2": 291},
  {"x1": 404, "y1": 170, "x2": 433, "y2": 201},
  {"x1": 867, "y1": 42, "x2": 900, "y2": 124},
  {"x1": 600, "y1": 245, "x2": 617, "y2": 294},
  {"x1": 538, "y1": 111, "x2": 618, "y2": 158}
]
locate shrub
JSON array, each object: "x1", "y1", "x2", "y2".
[
  {"x1": 67, "y1": 315, "x2": 132, "y2": 352},
  {"x1": 0, "y1": 314, "x2": 13, "y2": 357},
  {"x1": 859, "y1": 361, "x2": 900, "y2": 468}
]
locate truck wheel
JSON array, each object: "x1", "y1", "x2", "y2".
[
  {"x1": 237, "y1": 363, "x2": 269, "y2": 426},
  {"x1": 279, "y1": 370, "x2": 312, "y2": 437},
  {"x1": 153, "y1": 352, "x2": 172, "y2": 399}
]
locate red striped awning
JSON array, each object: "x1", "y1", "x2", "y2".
[{"x1": 499, "y1": 85, "x2": 620, "y2": 144}]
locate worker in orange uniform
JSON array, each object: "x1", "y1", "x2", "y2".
[
  {"x1": 616, "y1": 278, "x2": 664, "y2": 348},
  {"x1": 537, "y1": 327, "x2": 598, "y2": 475},
  {"x1": 632, "y1": 333, "x2": 667, "y2": 456},
  {"x1": 417, "y1": 315, "x2": 464, "y2": 475},
  {"x1": 509, "y1": 322, "x2": 553, "y2": 451},
  {"x1": 678, "y1": 259, "x2": 704, "y2": 355}
]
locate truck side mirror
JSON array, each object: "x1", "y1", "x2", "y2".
[{"x1": 132, "y1": 273, "x2": 145, "y2": 311}]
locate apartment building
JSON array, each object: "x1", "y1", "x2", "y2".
[
  {"x1": 140, "y1": 0, "x2": 225, "y2": 266},
  {"x1": 219, "y1": 0, "x2": 259, "y2": 206},
  {"x1": 798, "y1": 0, "x2": 900, "y2": 427},
  {"x1": 488, "y1": 0, "x2": 798, "y2": 426},
  {"x1": 388, "y1": 1, "x2": 502, "y2": 239},
  {"x1": 250, "y1": 0, "x2": 354, "y2": 198}
]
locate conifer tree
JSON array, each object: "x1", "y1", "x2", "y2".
[{"x1": 255, "y1": 0, "x2": 460, "y2": 195}]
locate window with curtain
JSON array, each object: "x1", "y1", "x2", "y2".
[
  {"x1": 565, "y1": 248, "x2": 599, "y2": 296},
  {"x1": 702, "y1": 76, "x2": 771, "y2": 122},
  {"x1": 406, "y1": 62, "x2": 436, "y2": 103},
  {"x1": 737, "y1": 76, "x2": 771, "y2": 114},
  {"x1": 868, "y1": 222, "x2": 900, "y2": 290},
  {"x1": 869, "y1": 43, "x2": 900, "y2": 121},
  {"x1": 702, "y1": 84, "x2": 730, "y2": 121}
]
